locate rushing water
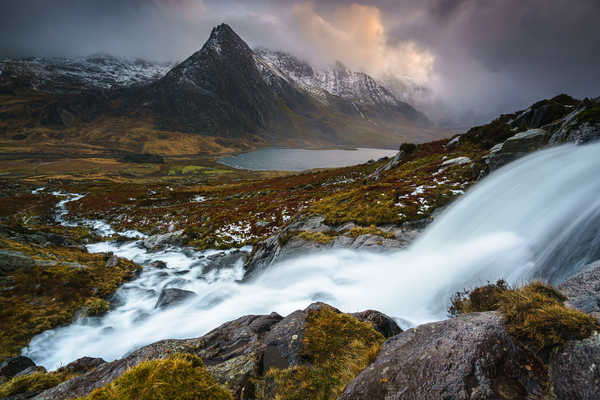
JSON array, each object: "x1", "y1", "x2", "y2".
[
  {"x1": 218, "y1": 147, "x2": 398, "y2": 171},
  {"x1": 24, "y1": 143, "x2": 600, "y2": 370}
]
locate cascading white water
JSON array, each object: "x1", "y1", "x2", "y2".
[{"x1": 24, "y1": 143, "x2": 600, "y2": 370}]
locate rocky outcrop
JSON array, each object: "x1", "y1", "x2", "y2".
[
  {"x1": 484, "y1": 128, "x2": 550, "y2": 171},
  {"x1": 0, "y1": 250, "x2": 36, "y2": 276},
  {"x1": 339, "y1": 312, "x2": 547, "y2": 400}
]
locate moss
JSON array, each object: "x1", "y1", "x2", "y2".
[
  {"x1": 577, "y1": 105, "x2": 600, "y2": 125},
  {"x1": 84, "y1": 297, "x2": 110, "y2": 316},
  {"x1": 256, "y1": 306, "x2": 384, "y2": 400},
  {"x1": 450, "y1": 281, "x2": 599, "y2": 354},
  {"x1": 80, "y1": 353, "x2": 233, "y2": 400}
]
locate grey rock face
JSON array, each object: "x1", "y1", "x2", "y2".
[
  {"x1": 154, "y1": 288, "x2": 197, "y2": 309},
  {"x1": 339, "y1": 312, "x2": 547, "y2": 400},
  {"x1": 105, "y1": 255, "x2": 119, "y2": 268},
  {"x1": 549, "y1": 333, "x2": 600, "y2": 400},
  {"x1": 484, "y1": 128, "x2": 550, "y2": 171},
  {"x1": 203, "y1": 250, "x2": 249, "y2": 274}
]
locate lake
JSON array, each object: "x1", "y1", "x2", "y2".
[{"x1": 218, "y1": 148, "x2": 398, "y2": 171}]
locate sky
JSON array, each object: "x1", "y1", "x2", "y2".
[{"x1": 1, "y1": 0, "x2": 599, "y2": 127}]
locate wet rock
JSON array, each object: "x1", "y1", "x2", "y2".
[
  {"x1": 549, "y1": 333, "x2": 600, "y2": 400},
  {"x1": 154, "y1": 288, "x2": 197, "y2": 309},
  {"x1": 142, "y1": 230, "x2": 184, "y2": 251},
  {"x1": 204, "y1": 250, "x2": 249, "y2": 274},
  {"x1": 351, "y1": 310, "x2": 402, "y2": 338},
  {"x1": 0, "y1": 356, "x2": 36, "y2": 380},
  {"x1": 149, "y1": 260, "x2": 167, "y2": 269},
  {"x1": 559, "y1": 259, "x2": 600, "y2": 319},
  {"x1": 0, "y1": 250, "x2": 35, "y2": 275},
  {"x1": 339, "y1": 312, "x2": 547, "y2": 400},
  {"x1": 484, "y1": 128, "x2": 550, "y2": 171},
  {"x1": 105, "y1": 255, "x2": 119, "y2": 268}
]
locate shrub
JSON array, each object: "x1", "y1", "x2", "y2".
[{"x1": 81, "y1": 353, "x2": 232, "y2": 400}]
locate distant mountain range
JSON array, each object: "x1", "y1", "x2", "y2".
[{"x1": 0, "y1": 24, "x2": 448, "y2": 152}]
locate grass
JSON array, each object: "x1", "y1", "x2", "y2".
[
  {"x1": 255, "y1": 306, "x2": 384, "y2": 400},
  {"x1": 79, "y1": 353, "x2": 233, "y2": 400},
  {"x1": 346, "y1": 225, "x2": 394, "y2": 239},
  {"x1": 0, "y1": 368, "x2": 82, "y2": 398},
  {"x1": 449, "y1": 280, "x2": 599, "y2": 353},
  {"x1": 296, "y1": 231, "x2": 337, "y2": 244}
]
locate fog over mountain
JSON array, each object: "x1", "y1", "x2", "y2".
[{"x1": 2, "y1": 0, "x2": 599, "y2": 127}]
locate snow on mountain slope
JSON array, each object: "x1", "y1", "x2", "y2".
[
  {"x1": 254, "y1": 49, "x2": 416, "y2": 108},
  {"x1": 0, "y1": 55, "x2": 173, "y2": 92}
]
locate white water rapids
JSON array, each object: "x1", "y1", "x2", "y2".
[{"x1": 24, "y1": 143, "x2": 600, "y2": 370}]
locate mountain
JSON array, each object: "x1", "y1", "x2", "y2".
[
  {"x1": 0, "y1": 24, "x2": 448, "y2": 153},
  {"x1": 0, "y1": 55, "x2": 173, "y2": 93}
]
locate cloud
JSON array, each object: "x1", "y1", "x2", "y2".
[{"x1": 290, "y1": 2, "x2": 434, "y2": 82}]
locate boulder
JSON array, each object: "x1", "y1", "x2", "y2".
[
  {"x1": 154, "y1": 288, "x2": 197, "y2": 309},
  {"x1": 56, "y1": 357, "x2": 105, "y2": 375},
  {"x1": 350, "y1": 310, "x2": 402, "y2": 338},
  {"x1": 148, "y1": 260, "x2": 167, "y2": 269},
  {"x1": 0, "y1": 356, "x2": 36, "y2": 380},
  {"x1": 484, "y1": 128, "x2": 550, "y2": 171},
  {"x1": 549, "y1": 333, "x2": 600, "y2": 400},
  {"x1": 203, "y1": 250, "x2": 249, "y2": 274},
  {"x1": 339, "y1": 312, "x2": 547, "y2": 400},
  {"x1": 14, "y1": 365, "x2": 47, "y2": 377},
  {"x1": 142, "y1": 230, "x2": 184, "y2": 251}
]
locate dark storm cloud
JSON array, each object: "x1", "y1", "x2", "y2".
[{"x1": 1, "y1": 0, "x2": 598, "y2": 127}]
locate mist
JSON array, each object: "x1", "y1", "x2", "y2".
[{"x1": 1, "y1": 0, "x2": 599, "y2": 128}]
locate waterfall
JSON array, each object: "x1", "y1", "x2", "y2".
[{"x1": 24, "y1": 142, "x2": 600, "y2": 370}]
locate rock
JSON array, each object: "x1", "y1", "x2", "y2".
[
  {"x1": 285, "y1": 215, "x2": 330, "y2": 233},
  {"x1": 105, "y1": 255, "x2": 119, "y2": 268},
  {"x1": 0, "y1": 250, "x2": 35, "y2": 275},
  {"x1": 149, "y1": 260, "x2": 167, "y2": 269},
  {"x1": 154, "y1": 288, "x2": 197, "y2": 309},
  {"x1": 445, "y1": 135, "x2": 461, "y2": 150},
  {"x1": 56, "y1": 357, "x2": 105, "y2": 375},
  {"x1": 142, "y1": 230, "x2": 184, "y2": 251},
  {"x1": 339, "y1": 312, "x2": 547, "y2": 400},
  {"x1": 549, "y1": 333, "x2": 600, "y2": 400},
  {"x1": 14, "y1": 365, "x2": 47, "y2": 377},
  {"x1": 350, "y1": 310, "x2": 402, "y2": 338},
  {"x1": 0, "y1": 356, "x2": 36, "y2": 380},
  {"x1": 484, "y1": 128, "x2": 550, "y2": 171},
  {"x1": 559, "y1": 259, "x2": 600, "y2": 319},
  {"x1": 366, "y1": 151, "x2": 403, "y2": 180},
  {"x1": 440, "y1": 156, "x2": 471, "y2": 168},
  {"x1": 204, "y1": 250, "x2": 249, "y2": 274}
]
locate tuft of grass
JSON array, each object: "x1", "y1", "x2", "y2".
[
  {"x1": 448, "y1": 279, "x2": 509, "y2": 317},
  {"x1": 80, "y1": 353, "x2": 233, "y2": 400},
  {"x1": 346, "y1": 225, "x2": 394, "y2": 239},
  {"x1": 257, "y1": 306, "x2": 384, "y2": 400},
  {"x1": 0, "y1": 368, "x2": 81, "y2": 398},
  {"x1": 449, "y1": 281, "x2": 599, "y2": 353}
]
